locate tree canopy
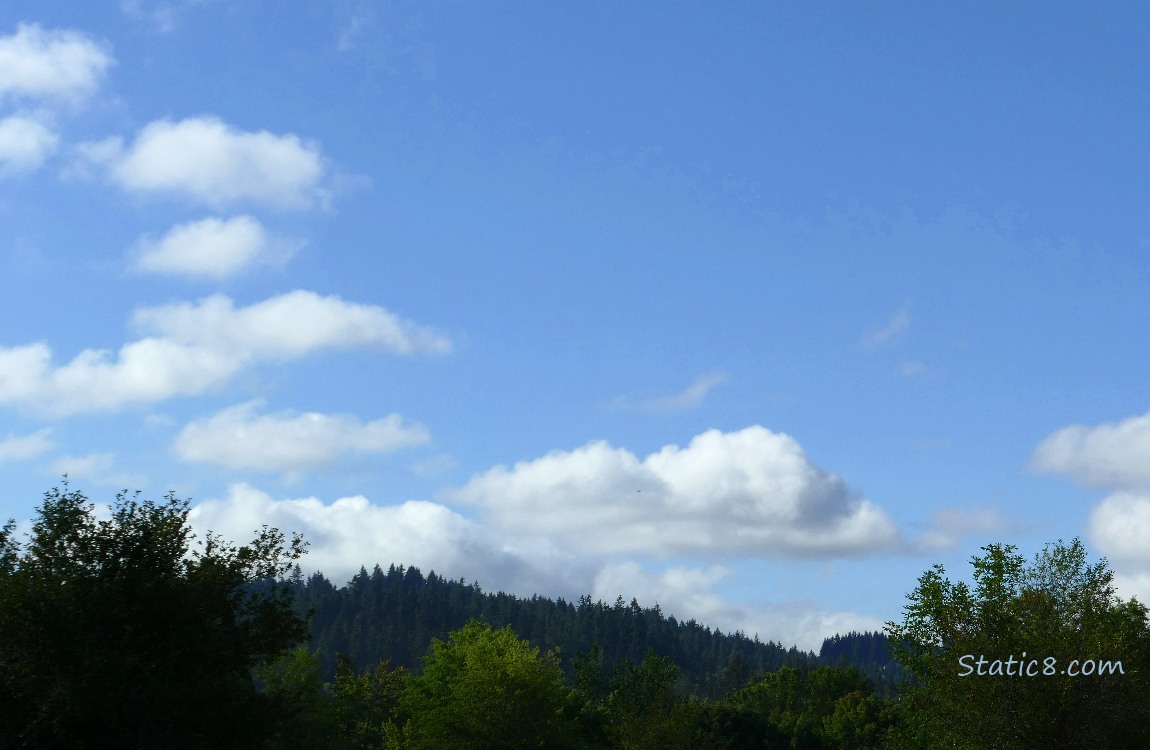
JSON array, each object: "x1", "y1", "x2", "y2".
[
  {"x1": 0, "y1": 482, "x2": 309, "y2": 749},
  {"x1": 397, "y1": 619, "x2": 581, "y2": 749},
  {"x1": 886, "y1": 538, "x2": 1150, "y2": 749}
]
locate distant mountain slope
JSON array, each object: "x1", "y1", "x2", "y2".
[{"x1": 290, "y1": 563, "x2": 903, "y2": 697}]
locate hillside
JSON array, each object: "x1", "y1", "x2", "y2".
[{"x1": 290, "y1": 563, "x2": 904, "y2": 698}]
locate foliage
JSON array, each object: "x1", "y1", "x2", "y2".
[
  {"x1": 606, "y1": 648, "x2": 691, "y2": 749},
  {"x1": 0, "y1": 482, "x2": 309, "y2": 749},
  {"x1": 332, "y1": 654, "x2": 409, "y2": 749},
  {"x1": 291, "y1": 564, "x2": 865, "y2": 693},
  {"x1": 398, "y1": 619, "x2": 581, "y2": 749},
  {"x1": 886, "y1": 538, "x2": 1150, "y2": 749}
]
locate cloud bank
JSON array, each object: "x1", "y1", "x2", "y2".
[
  {"x1": 450, "y1": 426, "x2": 901, "y2": 558},
  {"x1": 187, "y1": 476, "x2": 886, "y2": 651},
  {"x1": 0, "y1": 291, "x2": 451, "y2": 415}
]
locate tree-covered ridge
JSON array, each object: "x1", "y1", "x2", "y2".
[
  {"x1": 5, "y1": 484, "x2": 1149, "y2": 748},
  {"x1": 293, "y1": 563, "x2": 900, "y2": 698}
]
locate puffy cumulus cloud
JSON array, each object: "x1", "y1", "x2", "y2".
[
  {"x1": 450, "y1": 426, "x2": 901, "y2": 559},
  {"x1": 132, "y1": 215, "x2": 298, "y2": 279},
  {"x1": 0, "y1": 428, "x2": 53, "y2": 462},
  {"x1": 1089, "y1": 492, "x2": 1150, "y2": 607},
  {"x1": 0, "y1": 24, "x2": 114, "y2": 105},
  {"x1": 174, "y1": 400, "x2": 430, "y2": 475},
  {"x1": 187, "y1": 483, "x2": 589, "y2": 593},
  {"x1": 591, "y1": 561, "x2": 884, "y2": 651},
  {"x1": 0, "y1": 112, "x2": 59, "y2": 174},
  {"x1": 0, "y1": 291, "x2": 451, "y2": 415},
  {"x1": 78, "y1": 117, "x2": 327, "y2": 209},
  {"x1": 1030, "y1": 411, "x2": 1150, "y2": 489},
  {"x1": 1087, "y1": 492, "x2": 1150, "y2": 567},
  {"x1": 613, "y1": 372, "x2": 728, "y2": 413}
]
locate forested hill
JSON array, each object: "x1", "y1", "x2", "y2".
[{"x1": 290, "y1": 563, "x2": 903, "y2": 698}]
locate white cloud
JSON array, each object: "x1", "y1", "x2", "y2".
[
  {"x1": 174, "y1": 400, "x2": 429, "y2": 475},
  {"x1": 0, "y1": 428, "x2": 53, "y2": 462},
  {"x1": 78, "y1": 116, "x2": 327, "y2": 209},
  {"x1": 0, "y1": 112, "x2": 59, "y2": 174},
  {"x1": 1088, "y1": 492, "x2": 1150, "y2": 567},
  {"x1": 134, "y1": 290, "x2": 452, "y2": 359},
  {"x1": 450, "y1": 426, "x2": 901, "y2": 559},
  {"x1": 1088, "y1": 492, "x2": 1150, "y2": 605},
  {"x1": 188, "y1": 481, "x2": 883, "y2": 650},
  {"x1": 0, "y1": 291, "x2": 451, "y2": 415},
  {"x1": 614, "y1": 372, "x2": 728, "y2": 413},
  {"x1": 187, "y1": 483, "x2": 586, "y2": 593},
  {"x1": 1112, "y1": 570, "x2": 1150, "y2": 607},
  {"x1": 132, "y1": 215, "x2": 298, "y2": 279},
  {"x1": 1030, "y1": 411, "x2": 1150, "y2": 489},
  {"x1": 0, "y1": 23, "x2": 113, "y2": 105},
  {"x1": 861, "y1": 308, "x2": 909, "y2": 352},
  {"x1": 592, "y1": 561, "x2": 885, "y2": 651}
]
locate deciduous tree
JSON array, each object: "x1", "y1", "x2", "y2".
[
  {"x1": 886, "y1": 539, "x2": 1150, "y2": 749},
  {"x1": 0, "y1": 482, "x2": 309, "y2": 749}
]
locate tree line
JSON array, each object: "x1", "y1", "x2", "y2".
[
  {"x1": 2, "y1": 484, "x2": 1148, "y2": 748},
  {"x1": 291, "y1": 562, "x2": 904, "y2": 698}
]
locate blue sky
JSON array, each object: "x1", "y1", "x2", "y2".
[{"x1": 3, "y1": 1, "x2": 1150, "y2": 651}]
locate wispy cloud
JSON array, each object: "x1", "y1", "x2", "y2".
[
  {"x1": 120, "y1": 0, "x2": 211, "y2": 34},
  {"x1": 898, "y1": 360, "x2": 925, "y2": 377},
  {"x1": 48, "y1": 452, "x2": 146, "y2": 488},
  {"x1": 337, "y1": 6, "x2": 373, "y2": 53},
  {"x1": 614, "y1": 372, "x2": 729, "y2": 413},
  {"x1": 0, "y1": 428, "x2": 53, "y2": 462},
  {"x1": 917, "y1": 506, "x2": 1037, "y2": 550},
  {"x1": 861, "y1": 308, "x2": 909, "y2": 353}
]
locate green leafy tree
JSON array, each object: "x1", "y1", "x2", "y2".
[
  {"x1": 257, "y1": 646, "x2": 344, "y2": 750},
  {"x1": 0, "y1": 482, "x2": 309, "y2": 749},
  {"x1": 398, "y1": 619, "x2": 580, "y2": 749},
  {"x1": 607, "y1": 648, "x2": 693, "y2": 750},
  {"x1": 332, "y1": 654, "x2": 408, "y2": 749},
  {"x1": 886, "y1": 539, "x2": 1150, "y2": 749}
]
